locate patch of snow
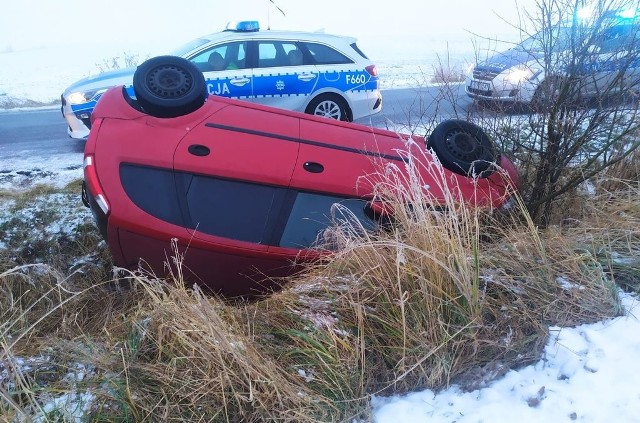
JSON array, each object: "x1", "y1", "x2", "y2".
[{"x1": 371, "y1": 292, "x2": 640, "y2": 422}]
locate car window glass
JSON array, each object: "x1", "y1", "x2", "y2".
[
  {"x1": 169, "y1": 37, "x2": 211, "y2": 57},
  {"x1": 257, "y1": 41, "x2": 301, "y2": 68},
  {"x1": 595, "y1": 24, "x2": 635, "y2": 53},
  {"x1": 189, "y1": 42, "x2": 248, "y2": 71},
  {"x1": 302, "y1": 42, "x2": 353, "y2": 65},
  {"x1": 279, "y1": 192, "x2": 375, "y2": 249},
  {"x1": 184, "y1": 174, "x2": 284, "y2": 243},
  {"x1": 120, "y1": 164, "x2": 184, "y2": 227},
  {"x1": 350, "y1": 42, "x2": 369, "y2": 59},
  {"x1": 517, "y1": 26, "x2": 574, "y2": 53}
]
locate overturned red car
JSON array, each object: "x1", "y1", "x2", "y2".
[{"x1": 82, "y1": 55, "x2": 518, "y2": 297}]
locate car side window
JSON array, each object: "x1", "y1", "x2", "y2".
[
  {"x1": 302, "y1": 42, "x2": 353, "y2": 65},
  {"x1": 189, "y1": 41, "x2": 248, "y2": 71},
  {"x1": 278, "y1": 192, "x2": 376, "y2": 249},
  {"x1": 595, "y1": 24, "x2": 635, "y2": 54},
  {"x1": 183, "y1": 174, "x2": 286, "y2": 244},
  {"x1": 120, "y1": 164, "x2": 184, "y2": 227},
  {"x1": 257, "y1": 41, "x2": 303, "y2": 68}
]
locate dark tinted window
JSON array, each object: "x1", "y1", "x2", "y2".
[
  {"x1": 120, "y1": 164, "x2": 184, "y2": 226},
  {"x1": 302, "y1": 42, "x2": 353, "y2": 65},
  {"x1": 257, "y1": 41, "x2": 302, "y2": 68},
  {"x1": 595, "y1": 24, "x2": 638, "y2": 53},
  {"x1": 189, "y1": 41, "x2": 248, "y2": 71},
  {"x1": 350, "y1": 42, "x2": 369, "y2": 59},
  {"x1": 279, "y1": 192, "x2": 375, "y2": 249},
  {"x1": 183, "y1": 174, "x2": 285, "y2": 243}
]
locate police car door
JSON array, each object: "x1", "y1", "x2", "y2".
[
  {"x1": 251, "y1": 40, "x2": 318, "y2": 111},
  {"x1": 188, "y1": 41, "x2": 253, "y2": 100},
  {"x1": 588, "y1": 23, "x2": 639, "y2": 95}
]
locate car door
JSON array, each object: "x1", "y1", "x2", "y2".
[
  {"x1": 188, "y1": 41, "x2": 253, "y2": 100},
  {"x1": 289, "y1": 118, "x2": 403, "y2": 197},
  {"x1": 173, "y1": 102, "x2": 301, "y2": 250},
  {"x1": 250, "y1": 40, "x2": 319, "y2": 111},
  {"x1": 301, "y1": 41, "x2": 374, "y2": 96},
  {"x1": 586, "y1": 23, "x2": 639, "y2": 95},
  {"x1": 266, "y1": 117, "x2": 389, "y2": 256}
]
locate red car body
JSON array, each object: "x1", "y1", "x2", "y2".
[{"x1": 83, "y1": 85, "x2": 517, "y2": 297}]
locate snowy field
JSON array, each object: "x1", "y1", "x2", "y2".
[{"x1": 1, "y1": 40, "x2": 640, "y2": 423}]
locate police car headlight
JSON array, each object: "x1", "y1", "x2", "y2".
[
  {"x1": 466, "y1": 63, "x2": 475, "y2": 76},
  {"x1": 505, "y1": 67, "x2": 534, "y2": 84},
  {"x1": 66, "y1": 89, "x2": 107, "y2": 105}
]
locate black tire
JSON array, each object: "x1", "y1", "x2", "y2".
[
  {"x1": 306, "y1": 94, "x2": 351, "y2": 121},
  {"x1": 133, "y1": 55, "x2": 207, "y2": 118},
  {"x1": 426, "y1": 119, "x2": 497, "y2": 177},
  {"x1": 531, "y1": 77, "x2": 564, "y2": 111}
]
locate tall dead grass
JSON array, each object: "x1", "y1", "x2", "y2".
[{"x1": 0, "y1": 144, "x2": 630, "y2": 421}]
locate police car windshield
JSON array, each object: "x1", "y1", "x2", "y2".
[
  {"x1": 517, "y1": 26, "x2": 574, "y2": 53},
  {"x1": 169, "y1": 38, "x2": 211, "y2": 57}
]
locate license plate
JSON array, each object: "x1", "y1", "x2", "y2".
[{"x1": 470, "y1": 80, "x2": 490, "y2": 91}]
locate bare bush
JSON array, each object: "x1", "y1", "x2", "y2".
[
  {"x1": 95, "y1": 51, "x2": 148, "y2": 73},
  {"x1": 463, "y1": 0, "x2": 640, "y2": 225}
]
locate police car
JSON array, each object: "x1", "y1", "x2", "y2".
[
  {"x1": 465, "y1": 7, "x2": 640, "y2": 106},
  {"x1": 61, "y1": 21, "x2": 382, "y2": 139}
]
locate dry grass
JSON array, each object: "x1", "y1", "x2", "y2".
[
  {"x1": 0, "y1": 149, "x2": 634, "y2": 421},
  {"x1": 430, "y1": 65, "x2": 466, "y2": 84}
]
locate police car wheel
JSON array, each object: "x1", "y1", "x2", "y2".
[
  {"x1": 426, "y1": 119, "x2": 497, "y2": 177},
  {"x1": 133, "y1": 55, "x2": 207, "y2": 118},
  {"x1": 531, "y1": 77, "x2": 565, "y2": 111},
  {"x1": 306, "y1": 94, "x2": 351, "y2": 121}
]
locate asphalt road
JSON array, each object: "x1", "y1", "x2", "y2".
[
  {"x1": 0, "y1": 106, "x2": 85, "y2": 160},
  {"x1": 0, "y1": 85, "x2": 473, "y2": 161}
]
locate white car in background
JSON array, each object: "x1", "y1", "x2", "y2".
[
  {"x1": 465, "y1": 8, "x2": 640, "y2": 107},
  {"x1": 61, "y1": 21, "x2": 382, "y2": 139}
]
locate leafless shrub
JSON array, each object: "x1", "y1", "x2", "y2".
[{"x1": 95, "y1": 51, "x2": 148, "y2": 73}]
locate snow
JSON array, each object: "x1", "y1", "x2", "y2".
[
  {"x1": 0, "y1": 153, "x2": 83, "y2": 191},
  {"x1": 372, "y1": 292, "x2": 640, "y2": 423},
  {"x1": 2, "y1": 26, "x2": 639, "y2": 423}
]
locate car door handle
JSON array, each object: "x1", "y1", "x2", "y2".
[
  {"x1": 297, "y1": 72, "x2": 316, "y2": 82},
  {"x1": 188, "y1": 144, "x2": 210, "y2": 156},
  {"x1": 303, "y1": 161, "x2": 324, "y2": 173},
  {"x1": 229, "y1": 77, "x2": 251, "y2": 86}
]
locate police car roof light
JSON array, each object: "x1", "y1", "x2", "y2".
[
  {"x1": 577, "y1": 5, "x2": 594, "y2": 20},
  {"x1": 225, "y1": 21, "x2": 260, "y2": 32},
  {"x1": 618, "y1": 8, "x2": 638, "y2": 19}
]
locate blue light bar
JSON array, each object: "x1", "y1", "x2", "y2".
[
  {"x1": 225, "y1": 21, "x2": 260, "y2": 32},
  {"x1": 618, "y1": 8, "x2": 638, "y2": 19}
]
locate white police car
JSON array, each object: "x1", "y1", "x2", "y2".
[
  {"x1": 61, "y1": 21, "x2": 382, "y2": 139},
  {"x1": 465, "y1": 7, "x2": 640, "y2": 106}
]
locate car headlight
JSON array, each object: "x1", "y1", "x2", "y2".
[
  {"x1": 66, "y1": 89, "x2": 107, "y2": 105},
  {"x1": 466, "y1": 63, "x2": 475, "y2": 76},
  {"x1": 505, "y1": 67, "x2": 535, "y2": 84}
]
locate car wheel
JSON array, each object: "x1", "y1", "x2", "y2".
[
  {"x1": 531, "y1": 77, "x2": 564, "y2": 111},
  {"x1": 426, "y1": 119, "x2": 497, "y2": 177},
  {"x1": 133, "y1": 55, "x2": 207, "y2": 118},
  {"x1": 306, "y1": 94, "x2": 351, "y2": 121}
]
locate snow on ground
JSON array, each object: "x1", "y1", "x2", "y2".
[
  {"x1": 373, "y1": 292, "x2": 640, "y2": 422},
  {"x1": 0, "y1": 153, "x2": 83, "y2": 191},
  {"x1": 2, "y1": 40, "x2": 639, "y2": 423}
]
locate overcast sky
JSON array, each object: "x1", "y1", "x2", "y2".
[{"x1": 1, "y1": 0, "x2": 540, "y2": 57}]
